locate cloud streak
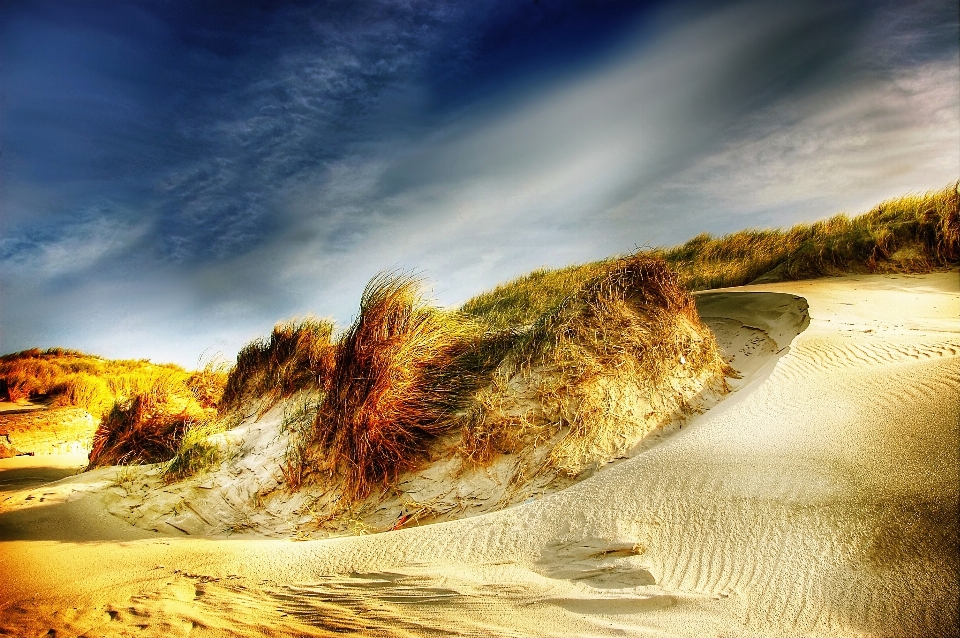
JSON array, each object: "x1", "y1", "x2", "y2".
[{"x1": 0, "y1": 206, "x2": 149, "y2": 279}]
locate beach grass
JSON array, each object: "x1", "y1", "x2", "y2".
[
  {"x1": 462, "y1": 183, "x2": 959, "y2": 331},
  {"x1": 219, "y1": 317, "x2": 335, "y2": 415},
  {"x1": 307, "y1": 273, "x2": 486, "y2": 501}
]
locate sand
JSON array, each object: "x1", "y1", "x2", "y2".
[{"x1": 0, "y1": 271, "x2": 957, "y2": 637}]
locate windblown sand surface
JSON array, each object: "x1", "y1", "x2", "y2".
[{"x1": 1, "y1": 271, "x2": 957, "y2": 637}]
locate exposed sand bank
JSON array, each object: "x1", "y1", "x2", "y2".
[
  {"x1": 0, "y1": 404, "x2": 97, "y2": 457},
  {"x1": 0, "y1": 271, "x2": 956, "y2": 637}
]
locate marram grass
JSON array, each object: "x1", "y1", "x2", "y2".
[
  {"x1": 307, "y1": 272, "x2": 486, "y2": 501},
  {"x1": 462, "y1": 183, "x2": 959, "y2": 331},
  {"x1": 219, "y1": 317, "x2": 335, "y2": 415}
]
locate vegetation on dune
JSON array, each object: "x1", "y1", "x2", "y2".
[
  {"x1": 86, "y1": 367, "x2": 228, "y2": 469},
  {"x1": 461, "y1": 262, "x2": 610, "y2": 332},
  {"x1": 219, "y1": 318, "x2": 336, "y2": 415},
  {"x1": 163, "y1": 411, "x2": 243, "y2": 482},
  {"x1": 278, "y1": 392, "x2": 322, "y2": 490},
  {"x1": 664, "y1": 183, "x2": 959, "y2": 290},
  {"x1": 276, "y1": 257, "x2": 727, "y2": 502},
  {"x1": 0, "y1": 348, "x2": 229, "y2": 470},
  {"x1": 460, "y1": 255, "x2": 729, "y2": 475},
  {"x1": 462, "y1": 184, "x2": 960, "y2": 330},
  {"x1": 8, "y1": 184, "x2": 957, "y2": 491},
  {"x1": 0, "y1": 349, "x2": 226, "y2": 418},
  {"x1": 9, "y1": 316, "x2": 331, "y2": 474},
  {"x1": 235, "y1": 185, "x2": 959, "y2": 501},
  {"x1": 306, "y1": 273, "x2": 487, "y2": 501},
  {"x1": 292, "y1": 184, "x2": 957, "y2": 500}
]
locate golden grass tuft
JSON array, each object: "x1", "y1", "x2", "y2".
[
  {"x1": 460, "y1": 254, "x2": 729, "y2": 474},
  {"x1": 219, "y1": 318, "x2": 335, "y2": 414},
  {"x1": 50, "y1": 372, "x2": 114, "y2": 418},
  {"x1": 87, "y1": 374, "x2": 215, "y2": 469},
  {"x1": 186, "y1": 361, "x2": 230, "y2": 409},
  {"x1": 307, "y1": 273, "x2": 484, "y2": 501}
]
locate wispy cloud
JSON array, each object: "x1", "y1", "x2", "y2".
[
  {"x1": 0, "y1": 206, "x2": 149, "y2": 279},
  {"x1": 153, "y1": 1, "x2": 467, "y2": 262},
  {"x1": 250, "y1": 1, "x2": 959, "y2": 309},
  {"x1": 620, "y1": 57, "x2": 960, "y2": 234}
]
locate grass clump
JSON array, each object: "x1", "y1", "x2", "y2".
[
  {"x1": 163, "y1": 411, "x2": 243, "y2": 482},
  {"x1": 461, "y1": 262, "x2": 610, "y2": 332},
  {"x1": 307, "y1": 273, "x2": 485, "y2": 501},
  {"x1": 49, "y1": 372, "x2": 114, "y2": 417},
  {"x1": 461, "y1": 254, "x2": 729, "y2": 475},
  {"x1": 219, "y1": 318, "x2": 335, "y2": 414},
  {"x1": 279, "y1": 392, "x2": 322, "y2": 490},
  {"x1": 185, "y1": 362, "x2": 229, "y2": 410},
  {"x1": 86, "y1": 374, "x2": 216, "y2": 469}
]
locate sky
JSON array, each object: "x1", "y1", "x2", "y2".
[{"x1": 1, "y1": 0, "x2": 957, "y2": 368}]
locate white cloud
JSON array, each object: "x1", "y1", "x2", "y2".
[
  {"x1": 637, "y1": 57, "x2": 960, "y2": 232},
  {"x1": 0, "y1": 212, "x2": 149, "y2": 279}
]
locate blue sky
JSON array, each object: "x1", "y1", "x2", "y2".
[{"x1": 1, "y1": 0, "x2": 957, "y2": 367}]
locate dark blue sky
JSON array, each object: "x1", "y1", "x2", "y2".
[{"x1": 1, "y1": 0, "x2": 957, "y2": 366}]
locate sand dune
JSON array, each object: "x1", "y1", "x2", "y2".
[{"x1": 0, "y1": 271, "x2": 957, "y2": 637}]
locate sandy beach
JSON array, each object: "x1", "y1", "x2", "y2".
[{"x1": 1, "y1": 271, "x2": 957, "y2": 637}]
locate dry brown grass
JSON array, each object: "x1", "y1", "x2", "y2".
[
  {"x1": 306, "y1": 273, "x2": 484, "y2": 501},
  {"x1": 219, "y1": 318, "x2": 335, "y2": 415},
  {"x1": 87, "y1": 374, "x2": 216, "y2": 468}
]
